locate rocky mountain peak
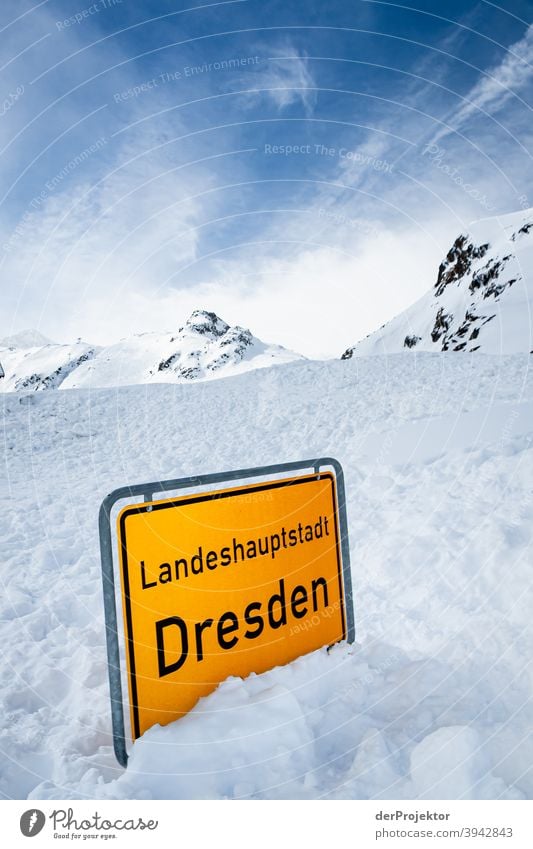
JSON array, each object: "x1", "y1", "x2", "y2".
[{"x1": 180, "y1": 310, "x2": 230, "y2": 339}]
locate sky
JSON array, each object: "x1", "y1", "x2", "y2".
[{"x1": 1, "y1": 0, "x2": 532, "y2": 357}]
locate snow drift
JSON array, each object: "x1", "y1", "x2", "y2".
[{"x1": 0, "y1": 352, "x2": 531, "y2": 800}]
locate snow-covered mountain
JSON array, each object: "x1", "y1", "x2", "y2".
[
  {"x1": 0, "y1": 339, "x2": 98, "y2": 392},
  {"x1": 0, "y1": 310, "x2": 303, "y2": 392},
  {"x1": 0, "y1": 329, "x2": 53, "y2": 348},
  {"x1": 342, "y1": 208, "x2": 533, "y2": 358}
]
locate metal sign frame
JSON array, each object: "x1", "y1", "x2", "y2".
[{"x1": 99, "y1": 457, "x2": 354, "y2": 768}]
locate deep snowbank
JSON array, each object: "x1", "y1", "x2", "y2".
[{"x1": 0, "y1": 353, "x2": 531, "y2": 799}]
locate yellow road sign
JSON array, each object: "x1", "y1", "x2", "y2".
[{"x1": 117, "y1": 472, "x2": 350, "y2": 739}]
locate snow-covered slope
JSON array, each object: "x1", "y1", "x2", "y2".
[
  {"x1": 0, "y1": 311, "x2": 302, "y2": 392},
  {"x1": 0, "y1": 340, "x2": 98, "y2": 392},
  {"x1": 343, "y1": 209, "x2": 533, "y2": 358},
  {"x1": 62, "y1": 309, "x2": 302, "y2": 389},
  {"x1": 1, "y1": 353, "x2": 531, "y2": 800},
  {"x1": 0, "y1": 329, "x2": 53, "y2": 348}
]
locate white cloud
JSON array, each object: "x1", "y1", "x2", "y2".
[
  {"x1": 0, "y1": 125, "x2": 212, "y2": 343},
  {"x1": 174, "y1": 220, "x2": 448, "y2": 359},
  {"x1": 242, "y1": 40, "x2": 317, "y2": 114},
  {"x1": 432, "y1": 24, "x2": 533, "y2": 143},
  {"x1": 2, "y1": 6, "x2": 530, "y2": 358},
  {"x1": 4, "y1": 173, "x2": 450, "y2": 359}
]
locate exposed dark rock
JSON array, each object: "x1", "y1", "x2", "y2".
[
  {"x1": 435, "y1": 235, "x2": 489, "y2": 297},
  {"x1": 157, "y1": 355, "x2": 175, "y2": 372},
  {"x1": 208, "y1": 327, "x2": 253, "y2": 370},
  {"x1": 469, "y1": 256, "x2": 510, "y2": 294},
  {"x1": 483, "y1": 278, "x2": 516, "y2": 300},
  {"x1": 176, "y1": 365, "x2": 202, "y2": 379},
  {"x1": 179, "y1": 309, "x2": 229, "y2": 338},
  {"x1": 431, "y1": 307, "x2": 453, "y2": 344},
  {"x1": 157, "y1": 318, "x2": 255, "y2": 377},
  {"x1": 512, "y1": 222, "x2": 533, "y2": 240},
  {"x1": 13, "y1": 349, "x2": 96, "y2": 391}
]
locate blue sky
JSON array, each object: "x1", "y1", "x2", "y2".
[{"x1": 1, "y1": 0, "x2": 532, "y2": 356}]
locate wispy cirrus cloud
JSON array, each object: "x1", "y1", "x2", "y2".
[
  {"x1": 432, "y1": 23, "x2": 533, "y2": 144},
  {"x1": 1, "y1": 123, "x2": 212, "y2": 342},
  {"x1": 241, "y1": 40, "x2": 317, "y2": 114},
  {"x1": 2, "y1": 1, "x2": 532, "y2": 356}
]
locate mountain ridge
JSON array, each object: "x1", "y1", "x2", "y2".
[
  {"x1": 0, "y1": 310, "x2": 303, "y2": 392},
  {"x1": 0, "y1": 329, "x2": 54, "y2": 349},
  {"x1": 342, "y1": 208, "x2": 533, "y2": 358}
]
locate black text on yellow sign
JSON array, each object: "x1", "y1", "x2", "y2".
[{"x1": 117, "y1": 473, "x2": 349, "y2": 739}]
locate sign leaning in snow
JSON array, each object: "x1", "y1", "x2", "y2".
[{"x1": 99, "y1": 459, "x2": 353, "y2": 766}]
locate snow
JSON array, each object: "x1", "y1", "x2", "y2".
[
  {"x1": 0, "y1": 341, "x2": 97, "y2": 392},
  {"x1": 0, "y1": 330, "x2": 53, "y2": 349},
  {"x1": 409, "y1": 726, "x2": 511, "y2": 800},
  {"x1": 0, "y1": 352, "x2": 531, "y2": 800},
  {"x1": 344, "y1": 208, "x2": 533, "y2": 357},
  {"x1": 0, "y1": 311, "x2": 303, "y2": 394}
]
